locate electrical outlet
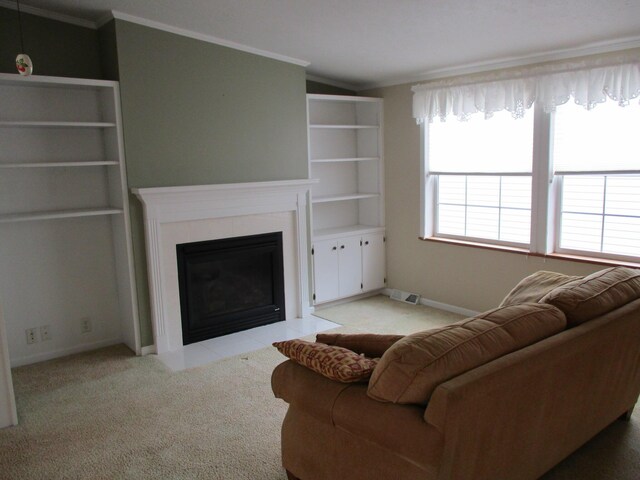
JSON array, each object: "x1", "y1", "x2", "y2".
[
  {"x1": 80, "y1": 317, "x2": 92, "y2": 334},
  {"x1": 25, "y1": 328, "x2": 38, "y2": 344},
  {"x1": 40, "y1": 325, "x2": 51, "y2": 341}
]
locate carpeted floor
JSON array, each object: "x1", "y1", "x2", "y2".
[{"x1": 1, "y1": 295, "x2": 638, "y2": 479}]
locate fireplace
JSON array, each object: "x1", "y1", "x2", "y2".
[
  {"x1": 177, "y1": 232, "x2": 285, "y2": 344},
  {"x1": 132, "y1": 179, "x2": 315, "y2": 354}
]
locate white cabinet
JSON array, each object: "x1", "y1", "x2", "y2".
[
  {"x1": 308, "y1": 94, "x2": 385, "y2": 304},
  {"x1": 0, "y1": 73, "x2": 139, "y2": 366},
  {"x1": 362, "y1": 231, "x2": 386, "y2": 292},
  {"x1": 312, "y1": 232, "x2": 386, "y2": 304}
]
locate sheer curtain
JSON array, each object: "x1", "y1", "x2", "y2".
[{"x1": 412, "y1": 50, "x2": 640, "y2": 123}]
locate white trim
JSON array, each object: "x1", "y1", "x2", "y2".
[
  {"x1": 133, "y1": 179, "x2": 317, "y2": 354},
  {"x1": 382, "y1": 289, "x2": 479, "y2": 317},
  {"x1": 359, "y1": 36, "x2": 640, "y2": 91},
  {"x1": 0, "y1": 305, "x2": 17, "y2": 427},
  {"x1": 108, "y1": 10, "x2": 310, "y2": 68},
  {"x1": 0, "y1": 0, "x2": 97, "y2": 29},
  {"x1": 140, "y1": 345, "x2": 157, "y2": 356},
  {"x1": 0, "y1": 72, "x2": 117, "y2": 88},
  {"x1": 314, "y1": 290, "x2": 383, "y2": 310},
  {"x1": 9, "y1": 337, "x2": 123, "y2": 368},
  {"x1": 530, "y1": 102, "x2": 553, "y2": 254},
  {"x1": 306, "y1": 74, "x2": 357, "y2": 92}
]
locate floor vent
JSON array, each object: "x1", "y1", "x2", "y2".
[{"x1": 390, "y1": 289, "x2": 421, "y2": 305}]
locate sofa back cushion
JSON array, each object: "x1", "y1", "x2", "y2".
[
  {"x1": 500, "y1": 271, "x2": 582, "y2": 307},
  {"x1": 540, "y1": 266, "x2": 640, "y2": 327},
  {"x1": 367, "y1": 303, "x2": 566, "y2": 406}
]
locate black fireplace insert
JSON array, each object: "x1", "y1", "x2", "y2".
[{"x1": 177, "y1": 232, "x2": 285, "y2": 345}]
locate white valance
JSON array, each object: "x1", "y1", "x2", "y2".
[{"x1": 412, "y1": 51, "x2": 640, "y2": 123}]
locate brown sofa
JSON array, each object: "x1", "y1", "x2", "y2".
[{"x1": 271, "y1": 268, "x2": 640, "y2": 480}]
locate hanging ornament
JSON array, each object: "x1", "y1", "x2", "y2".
[
  {"x1": 15, "y1": 0, "x2": 33, "y2": 76},
  {"x1": 16, "y1": 54, "x2": 33, "y2": 76}
]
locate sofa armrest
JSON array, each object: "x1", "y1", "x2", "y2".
[
  {"x1": 271, "y1": 359, "x2": 353, "y2": 423},
  {"x1": 315, "y1": 332, "x2": 404, "y2": 358},
  {"x1": 424, "y1": 299, "x2": 640, "y2": 480}
]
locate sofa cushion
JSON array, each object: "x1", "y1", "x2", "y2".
[
  {"x1": 540, "y1": 266, "x2": 640, "y2": 326},
  {"x1": 500, "y1": 271, "x2": 582, "y2": 307},
  {"x1": 273, "y1": 339, "x2": 379, "y2": 383},
  {"x1": 367, "y1": 303, "x2": 566, "y2": 406},
  {"x1": 315, "y1": 333, "x2": 404, "y2": 358}
]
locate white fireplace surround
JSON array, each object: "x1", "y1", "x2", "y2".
[{"x1": 132, "y1": 179, "x2": 316, "y2": 354}]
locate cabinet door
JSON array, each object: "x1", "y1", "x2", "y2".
[
  {"x1": 313, "y1": 239, "x2": 339, "y2": 303},
  {"x1": 338, "y1": 236, "x2": 363, "y2": 298},
  {"x1": 362, "y1": 232, "x2": 386, "y2": 292}
]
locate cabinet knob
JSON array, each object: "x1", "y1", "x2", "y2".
[
  {"x1": 340, "y1": 245, "x2": 345, "y2": 249},
  {"x1": 365, "y1": 241, "x2": 369, "y2": 245},
  {"x1": 332, "y1": 246, "x2": 337, "y2": 251}
]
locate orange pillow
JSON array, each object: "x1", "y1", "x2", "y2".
[{"x1": 273, "y1": 339, "x2": 379, "y2": 383}]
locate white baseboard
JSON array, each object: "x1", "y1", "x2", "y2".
[
  {"x1": 10, "y1": 337, "x2": 124, "y2": 368},
  {"x1": 382, "y1": 288, "x2": 479, "y2": 318},
  {"x1": 313, "y1": 290, "x2": 384, "y2": 311},
  {"x1": 140, "y1": 345, "x2": 157, "y2": 356}
]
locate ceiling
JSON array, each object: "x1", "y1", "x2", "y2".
[{"x1": 10, "y1": 0, "x2": 640, "y2": 89}]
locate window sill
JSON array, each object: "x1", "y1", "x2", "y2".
[{"x1": 418, "y1": 236, "x2": 640, "y2": 269}]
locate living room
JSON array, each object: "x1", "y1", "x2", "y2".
[{"x1": 1, "y1": 1, "x2": 639, "y2": 479}]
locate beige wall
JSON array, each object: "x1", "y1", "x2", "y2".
[{"x1": 361, "y1": 83, "x2": 603, "y2": 313}]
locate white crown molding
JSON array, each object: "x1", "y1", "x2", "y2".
[
  {"x1": 359, "y1": 35, "x2": 640, "y2": 91},
  {"x1": 306, "y1": 74, "x2": 357, "y2": 92},
  {"x1": 0, "y1": 0, "x2": 96, "y2": 29},
  {"x1": 106, "y1": 10, "x2": 310, "y2": 68}
]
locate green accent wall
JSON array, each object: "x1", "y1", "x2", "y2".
[
  {"x1": 112, "y1": 20, "x2": 309, "y2": 346},
  {"x1": 0, "y1": 7, "x2": 102, "y2": 79}
]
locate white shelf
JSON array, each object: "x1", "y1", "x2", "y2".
[
  {"x1": 0, "y1": 208, "x2": 123, "y2": 224},
  {"x1": 0, "y1": 73, "x2": 140, "y2": 363},
  {"x1": 307, "y1": 94, "x2": 385, "y2": 305},
  {"x1": 309, "y1": 124, "x2": 378, "y2": 129},
  {"x1": 0, "y1": 161, "x2": 119, "y2": 168},
  {"x1": 0, "y1": 121, "x2": 116, "y2": 128},
  {"x1": 311, "y1": 157, "x2": 379, "y2": 163},
  {"x1": 313, "y1": 224, "x2": 385, "y2": 240},
  {"x1": 312, "y1": 193, "x2": 380, "y2": 204}
]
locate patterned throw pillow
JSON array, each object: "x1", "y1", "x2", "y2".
[{"x1": 273, "y1": 339, "x2": 379, "y2": 383}]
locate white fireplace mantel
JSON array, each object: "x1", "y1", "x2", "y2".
[{"x1": 132, "y1": 179, "x2": 317, "y2": 354}]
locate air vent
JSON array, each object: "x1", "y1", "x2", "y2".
[{"x1": 390, "y1": 289, "x2": 420, "y2": 305}]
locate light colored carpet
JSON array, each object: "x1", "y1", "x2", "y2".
[{"x1": 1, "y1": 295, "x2": 638, "y2": 479}]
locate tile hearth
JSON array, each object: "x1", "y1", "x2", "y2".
[{"x1": 157, "y1": 316, "x2": 340, "y2": 371}]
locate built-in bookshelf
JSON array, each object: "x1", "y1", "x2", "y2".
[
  {"x1": 0, "y1": 73, "x2": 140, "y2": 366},
  {"x1": 307, "y1": 94, "x2": 385, "y2": 304}
]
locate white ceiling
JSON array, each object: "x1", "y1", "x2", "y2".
[{"x1": 10, "y1": 0, "x2": 640, "y2": 89}]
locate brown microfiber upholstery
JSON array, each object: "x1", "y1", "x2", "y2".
[
  {"x1": 315, "y1": 332, "x2": 404, "y2": 358},
  {"x1": 273, "y1": 360, "x2": 443, "y2": 480},
  {"x1": 540, "y1": 266, "x2": 640, "y2": 326},
  {"x1": 367, "y1": 303, "x2": 567, "y2": 405},
  {"x1": 500, "y1": 270, "x2": 582, "y2": 307},
  {"x1": 424, "y1": 298, "x2": 640, "y2": 480},
  {"x1": 272, "y1": 359, "x2": 352, "y2": 423}
]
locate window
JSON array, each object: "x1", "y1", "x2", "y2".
[
  {"x1": 428, "y1": 110, "x2": 533, "y2": 246},
  {"x1": 552, "y1": 101, "x2": 640, "y2": 260},
  {"x1": 423, "y1": 100, "x2": 640, "y2": 262}
]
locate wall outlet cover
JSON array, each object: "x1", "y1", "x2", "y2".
[
  {"x1": 25, "y1": 328, "x2": 38, "y2": 344},
  {"x1": 40, "y1": 325, "x2": 51, "y2": 341}
]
